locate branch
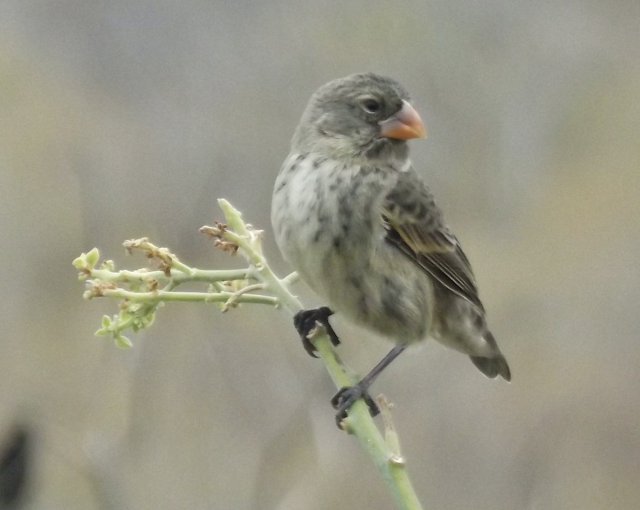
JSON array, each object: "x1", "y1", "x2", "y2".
[{"x1": 72, "y1": 199, "x2": 424, "y2": 510}]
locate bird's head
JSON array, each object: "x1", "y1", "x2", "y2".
[{"x1": 292, "y1": 73, "x2": 426, "y2": 163}]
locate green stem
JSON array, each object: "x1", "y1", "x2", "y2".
[
  {"x1": 90, "y1": 268, "x2": 254, "y2": 284},
  {"x1": 101, "y1": 288, "x2": 278, "y2": 306},
  {"x1": 217, "y1": 199, "x2": 424, "y2": 510}
]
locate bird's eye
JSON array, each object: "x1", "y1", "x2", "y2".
[{"x1": 362, "y1": 98, "x2": 381, "y2": 113}]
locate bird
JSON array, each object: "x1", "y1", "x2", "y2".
[{"x1": 271, "y1": 73, "x2": 510, "y2": 427}]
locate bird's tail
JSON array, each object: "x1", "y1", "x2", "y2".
[
  {"x1": 469, "y1": 332, "x2": 511, "y2": 382},
  {"x1": 470, "y1": 354, "x2": 511, "y2": 382}
]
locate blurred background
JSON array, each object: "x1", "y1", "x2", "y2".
[{"x1": 1, "y1": 1, "x2": 639, "y2": 508}]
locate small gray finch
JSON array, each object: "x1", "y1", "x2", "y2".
[{"x1": 272, "y1": 73, "x2": 510, "y2": 427}]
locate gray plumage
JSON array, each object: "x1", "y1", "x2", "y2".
[{"x1": 272, "y1": 73, "x2": 510, "y2": 382}]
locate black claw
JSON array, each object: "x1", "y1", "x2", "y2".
[
  {"x1": 331, "y1": 384, "x2": 379, "y2": 428},
  {"x1": 363, "y1": 393, "x2": 380, "y2": 417},
  {"x1": 293, "y1": 311, "x2": 317, "y2": 357},
  {"x1": 293, "y1": 307, "x2": 340, "y2": 357}
]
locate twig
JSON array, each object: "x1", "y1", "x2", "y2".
[
  {"x1": 72, "y1": 200, "x2": 425, "y2": 510},
  {"x1": 209, "y1": 200, "x2": 424, "y2": 510}
]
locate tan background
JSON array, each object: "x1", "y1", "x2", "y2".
[{"x1": 1, "y1": 1, "x2": 639, "y2": 509}]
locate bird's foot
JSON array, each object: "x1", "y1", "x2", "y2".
[
  {"x1": 293, "y1": 306, "x2": 340, "y2": 357},
  {"x1": 331, "y1": 383, "x2": 380, "y2": 428}
]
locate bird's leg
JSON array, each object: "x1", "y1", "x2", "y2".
[
  {"x1": 331, "y1": 345, "x2": 406, "y2": 428},
  {"x1": 293, "y1": 306, "x2": 340, "y2": 357}
]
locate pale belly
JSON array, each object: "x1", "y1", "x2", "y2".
[{"x1": 282, "y1": 213, "x2": 434, "y2": 344}]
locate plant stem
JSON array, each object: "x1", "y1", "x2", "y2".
[
  {"x1": 101, "y1": 288, "x2": 278, "y2": 306},
  {"x1": 90, "y1": 268, "x2": 254, "y2": 284},
  {"x1": 217, "y1": 199, "x2": 424, "y2": 510}
]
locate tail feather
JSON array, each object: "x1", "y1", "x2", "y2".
[
  {"x1": 470, "y1": 331, "x2": 511, "y2": 381},
  {"x1": 470, "y1": 354, "x2": 511, "y2": 382}
]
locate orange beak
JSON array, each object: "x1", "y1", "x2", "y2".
[{"x1": 379, "y1": 100, "x2": 427, "y2": 140}]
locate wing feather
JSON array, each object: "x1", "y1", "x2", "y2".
[{"x1": 383, "y1": 168, "x2": 484, "y2": 311}]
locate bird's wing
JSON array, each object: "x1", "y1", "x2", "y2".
[{"x1": 382, "y1": 168, "x2": 484, "y2": 311}]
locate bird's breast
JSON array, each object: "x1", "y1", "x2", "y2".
[{"x1": 273, "y1": 154, "x2": 391, "y2": 271}]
